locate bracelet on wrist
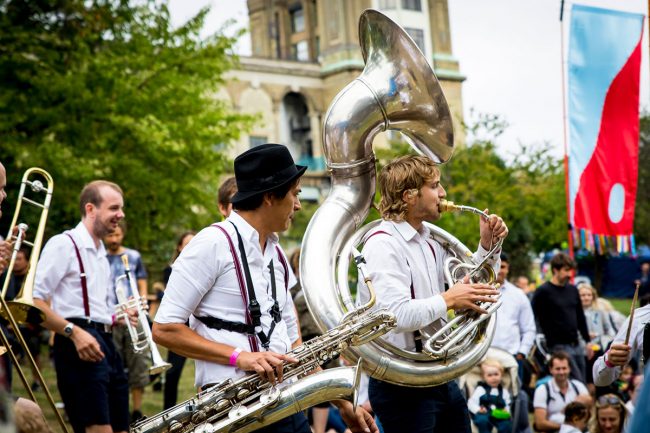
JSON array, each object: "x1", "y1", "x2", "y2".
[
  {"x1": 604, "y1": 351, "x2": 615, "y2": 368},
  {"x1": 229, "y1": 347, "x2": 243, "y2": 367}
]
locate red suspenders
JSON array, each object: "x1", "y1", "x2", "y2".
[
  {"x1": 209, "y1": 224, "x2": 290, "y2": 352},
  {"x1": 65, "y1": 233, "x2": 90, "y2": 317},
  {"x1": 364, "y1": 229, "x2": 438, "y2": 352}
]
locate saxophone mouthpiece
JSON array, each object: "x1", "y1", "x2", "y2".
[{"x1": 438, "y1": 199, "x2": 459, "y2": 213}]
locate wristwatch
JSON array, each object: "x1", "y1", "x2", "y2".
[{"x1": 63, "y1": 322, "x2": 75, "y2": 338}]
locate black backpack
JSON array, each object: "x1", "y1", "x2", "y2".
[{"x1": 544, "y1": 379, "x2": 580, "y2": 406}]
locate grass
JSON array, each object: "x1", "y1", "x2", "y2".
[
  {"x1": 607, "y1": 298, "x2": 635, "y2": 316},
  {"x1": 8, "y1": 296, "x2": 639, "y2": 431},
  {"x1": 11, "y1": 347, "x2": 197, "y2": 433}
]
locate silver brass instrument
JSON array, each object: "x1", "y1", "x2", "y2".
[
  {"x1": 300, "y1": 9, "x2": 501, "y2": 387},
  {"x1": 0, "y1": 168, "x2": 70, "y2": 432},
  {"x1": 130, "y1": 309, "x2": 396, "y2": 433},
  {"x1": 423, "y1": 200, "x2": 503, "y2": 358},
  {"x1": 115, "y1": 255, "x2": 171, "y2": 374}
]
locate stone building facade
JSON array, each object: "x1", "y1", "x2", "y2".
[{"x1": 221, "y1": 0, "x2": 465, "y2": 198}]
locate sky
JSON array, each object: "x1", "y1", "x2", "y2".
[{"x1": 168, "y1": 0, "x2": 649, "y2": 160}]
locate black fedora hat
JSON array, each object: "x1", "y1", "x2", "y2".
[{"x1": 231, "y1": 143, "x2": 307, "y2": 205}]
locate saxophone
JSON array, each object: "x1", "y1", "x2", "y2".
[{"x1": 131, "y1": 309, "x2": 396, "y2": 433}]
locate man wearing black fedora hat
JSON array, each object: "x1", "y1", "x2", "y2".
[{"x1": 153, "y1": 144, "x2": 377, "y2": 433}]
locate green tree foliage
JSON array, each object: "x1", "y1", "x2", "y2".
[
  {"x1": 286, "y1": 114, "x2": 566, "y2": 279},
  {"x1": 0, "y1": 0, "x2": 253, "y2": 275},
  {"x1": 635, "y1": 112, "x2": 650, "y2": 246},
  {"x1": 371, "y1": 114, "x2": 567, "y2": 278}
]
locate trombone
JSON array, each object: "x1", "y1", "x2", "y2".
[
  {"x1": 114, "y1": 255, "x2": 171, "y2": 375},
  {"x1": 0, "y1": 167, "x2": 70, "y2": 433}
]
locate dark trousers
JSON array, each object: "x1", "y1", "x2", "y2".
[
  {"x1": 163, "y1": 349, "x2": 187, "y2": 410},
  {"x1": 254, "y1": 412, "x2": 311, "y2": 433},
  {"x1": 53, "y1": 330, "x2": 129, "y2": 433},
  {"x1": 369, "y1": 378, "x2": 471, "y2": 433},
  {"x1": 472, "y1": 413, "x2": 512, "y2": 433}
]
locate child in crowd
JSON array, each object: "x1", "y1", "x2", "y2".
[
  {"x1": 468, "y1": 359, "x2": 512, "y2": 433},
  {"x1": 559, "y1": 401, "x2": 589, "y2": 433},
  {"x1": 624, "y1": 374, "x2": 643, "y2": 415}
]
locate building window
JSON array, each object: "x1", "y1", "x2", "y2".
[
  {"x1": 249, "y1": 136, "x2": 267, "y2": 148},
  {"x1": 290, "y1": 6, "x2": 305, "y2": 33},
  {"x1": 405, "y1": 27, "x2": 425, "y2": 54},
  {"x1": 291, "y1": 40, "x2": 309, "y2": 61},
  {"x1": 378, "y1": 0, "x2": 397, "y2": 9},
  {"x1": 401, "y1": 0, "x2": 422, "y2": 11}
]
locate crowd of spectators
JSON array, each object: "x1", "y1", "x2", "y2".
[{"x1": 468, "y1": 251, "x2": 648, "y2": 433}]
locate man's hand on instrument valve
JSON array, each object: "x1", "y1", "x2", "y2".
[
  {"x1": 115, "y1": 299, "x2": 140, "y2": 327},
  {"x1": 442, "y1": 276, "x2": 499, "y2": 315},
  {"x1": 479, "y1": 209, "x2": 508, "y2": 250}
]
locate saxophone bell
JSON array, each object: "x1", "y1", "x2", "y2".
[{"x1": 130, "y1": 310, "x2": 396, "y2": 433}]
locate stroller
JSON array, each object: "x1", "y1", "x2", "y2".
[
  {"x1": 459, "y1": 347, "x2": 532, "y2": 433},
  {"x1": 527, "y1": 334, "x2": 551, "y2": 379}
]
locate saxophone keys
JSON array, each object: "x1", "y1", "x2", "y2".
[
  {"x1": 228, "y1": 403, "x2": 249, "y2": 421},
  {"x1": 193, "y1": 423, "x2": 216, "y2": 433},
  {"x1": 259, "y1": 386, "x2": 281, "y2": 405},
  {"x1": 236, "y1": 388, "x2": 251, "y2": 400},
  {"x1": 168, "y1": 420, "x2": 184, "y2": 433},
  {"x1": 214, "y1": 399, "x2": 231, "y2": 412},
  {"x1": 190, "y1": 410, "x2": 207, "y2": 424}
]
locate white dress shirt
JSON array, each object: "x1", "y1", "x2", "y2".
[
  {"x1": 357, "y1": 220, "x2": 499, "y2": 351},
  {"x1": 559, "y1": 425, "x2": 582, "y2": 433},
  {"x1": 593, "y1": 304, "x2": 650, "y2": 386},
  {"x1": 155, "y1": 211, "x2": 299, "y2": 388},
  {"x1": 533, "y1": 378, "x2": 589, "y2": 424},
  {"x1": 33, "y1": 222, "x2": 113, "y2": 324},
  {"x1": 491, "y1": 281, "x2": 536, "y2": 355}
]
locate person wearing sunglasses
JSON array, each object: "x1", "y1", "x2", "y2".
[{"x1": 591, "y1": 394, "x2": 628, "y2": 433}]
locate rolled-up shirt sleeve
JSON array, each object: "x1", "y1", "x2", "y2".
[
  {"x1": 33, "y1": 235, "x2": 69, "y2": 302},
  {"x1": 282, "y1": 291, "x2": 299, "y2": 343},
  {"x1": 362, "y1": 235, "x2": 446, "y2": 333},
  {"x1": 593, "y1": 316, "x2": 632, "y2": 386},
  {"x1": 154, "y1": 229, "x2": 222, "y2": 324}
]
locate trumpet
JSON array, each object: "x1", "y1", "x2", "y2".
[{"x1": 115, "y1": 255, "x2": 171, "y2": 374}]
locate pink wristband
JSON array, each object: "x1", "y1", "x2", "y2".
[
  {"x1": 229, "y1": 347, "x2": 243, "y2": 367},
  {"x1": 604, "y1": 351, "x2": 615, "y2": 368}
]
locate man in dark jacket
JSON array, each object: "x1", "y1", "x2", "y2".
[{"x1": 532, "y1": 253, "x2": 592, "y2": 382}]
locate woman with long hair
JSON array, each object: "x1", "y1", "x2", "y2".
[
  {"x1": 591, "y1": 394, "x2": 628, "y2": 433},
  {"x1": 578, "y1": 283, "x2": 615, "y2": 393}
]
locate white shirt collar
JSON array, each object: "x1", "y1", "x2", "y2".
[
  {"x1": 229, "y1": 211, "x2": 279, "y2": 248},
  {"x1": 392, "y1": 220, "x2": 429, "y2": 242},
  {"x1": 73, "y1": 221, "x2": 106, "y2": 256}
]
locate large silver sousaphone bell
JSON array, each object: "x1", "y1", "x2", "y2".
[{"x1": 300, "y1": 9, "x2": 498, "y2": 387}]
